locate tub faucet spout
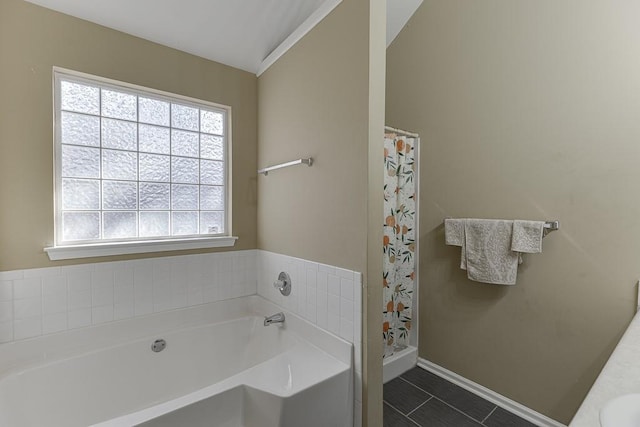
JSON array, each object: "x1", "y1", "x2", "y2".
[{"x1": 264, "y1": 312, "x2": 285, "y2": 326}]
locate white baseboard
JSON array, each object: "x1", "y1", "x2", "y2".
[{"x1": 417, "y1": 358, "x2": 567, "y2": 427}]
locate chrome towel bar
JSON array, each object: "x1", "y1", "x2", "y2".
[{"x1": 258, "y1": 158, "x2": 313, "y2": 176}]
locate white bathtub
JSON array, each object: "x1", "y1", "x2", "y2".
[{"x1": 0, "y1": 296, "x2": 353, "y2": 427}]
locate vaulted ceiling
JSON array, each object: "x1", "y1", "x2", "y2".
[{"x1": 25, "y1": 0, "x2": 422, "y2": 75}]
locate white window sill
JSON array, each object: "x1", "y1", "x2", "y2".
[{"x1": 44, "y1": 236, "x2": 238, "y2": 261}]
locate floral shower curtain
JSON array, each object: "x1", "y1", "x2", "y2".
[{"x1": 383, "y1": 133, "x2": 417, "y2": 358}]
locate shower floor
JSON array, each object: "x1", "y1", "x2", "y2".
[{"x1": 383, "y1": 367, "x2": 537, "y2": 427}]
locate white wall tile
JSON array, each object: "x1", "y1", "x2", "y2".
[
  {"x1": 340, "y1": 319, "x2": 354, "y2": 342},
  {"x1": 317, "y1": 271, "x2": 328, "y2": 294},
  {"x1": 188, "y1": 288, "x2": 204, "y2": 306},
  {"x1": 316, "y1": 292, "x2": 328, "y2": 330},
  {"x1": 0, "y1": 270, "x2": 23, "y2": 281},
  {"x1": 134, "y1": 299, "x2": 153, "y2": 317},
  {"x1": 114, "y1": 281, "x2": 134, "y2": 305},
  {"x1": 13, "y1": 277, "x2": 41, "y2": 299},
  {"x1": 0, "y1": 301, "x2": 13, "y2": 323},
  {"x1": 43, "y1": 292, "x2": 67, "y2": 315},
  {"x1": 134, "y1": 264, "x2": 153, "y2": 290},
  {"x1": 202, "y1": 284, "x2": 219, "y2": 303},
  {"x1": 318, "y1": 263, "x2": 336, "y2": 275},
  {"x1": 0, "y1": 281, "x2": 13, "y2": 302},
  {"x1": 354, "y1": 274, "x2": 362, "y2": 313},
  {"x1": 114, "y1": 301, "x2": 134, "y2": 320},
  {"x1": 306, "y1": 302, "x2": 317, "y2": 323},
  {"x1": 67, "y1": 270, "x2": 91, "y2": 293},
  {"x1": 23, "y1": 266, "x2": 61, "y2": 278},
  {"x1": 92, "y1": 305, "x2": 114, "y2": 324},
  {"x1": 14, "y1": 317, "x2": 42, "y2": 340},
  {"x1": 68, "y1": 308, "x2": 92, "y2": 329},
  {"x1": 328, "y1": 315, "x2": 340, "y2": 336},
  {"x1": 328, "y1": 294, "x2": 340, "y2": 315},
  {"x1": 0, "y1": 250, "x2": 272, "y2": 344},
  {"x1": 307, "y1": 286, "x2": 317, "y2": 306},
  {"x1": 341, "y1": 298, "x2": 354, "y2": 322},
  {"x1": 43, "y1": 313, "x2": 67, "y2": 334},
  {"x1": 91, "y1": 271, "x2": 114, "y2": 306},
  {"x1": 327, "y1": 274, "x2": 340, "y2": 296},
  {"x1": 42, "y1": 275, "x2": 67, "y2": 295},
  {"x1": 341, "y1": 278, "x2": 354, "y2": 301},
  {"x1": 114, "y1": 268, "x2": 134, "y2": 304},
  {"x1": 14, "y1": 297, "x2": 42, "y2": 319},
  {"x1": 336, "y1": 267, "x2": 354, "y2": 280},
  {"x1": 0, "y1": 321, "x2": 13, "y2": 343},
  {"x1": 354, "y1": 305, "x2": 362, "y2": 344},
  {"x1": 68, "y1": 289, "x2": 91, "y2": 310}
]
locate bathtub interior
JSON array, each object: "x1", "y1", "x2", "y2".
[
  {"x1": 0, "y1": 296, "x2": 353, "y2": 427},
  {"x1": 101, "y1": 334, "x2": 352, "y2": 427},
  {"x1": 0, "y1": 317, "x2": 297, "y2": 427}
]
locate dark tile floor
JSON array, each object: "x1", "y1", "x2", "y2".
[{"x1": 383, "y1": 367, "x2": 538, "y2": 427}]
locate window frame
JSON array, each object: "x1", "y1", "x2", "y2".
[{"x1": 45, "y1": 67, "x2": 236, "y2": 260}]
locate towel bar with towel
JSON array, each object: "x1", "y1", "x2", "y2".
[
  {"x1": 444, "y1": 219, "x2": 559, "y2": 231},
  {"x1": 443, "y1": 218, "x2": 559, "y2": 285}
]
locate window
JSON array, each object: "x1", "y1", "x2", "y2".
[{"x1": 46, "y1": 68, "x2": 235, "y2": 260}]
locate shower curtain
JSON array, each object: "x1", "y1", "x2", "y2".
[{"x1": 383, "y1": 133, "x2": 416, "y2": 358}]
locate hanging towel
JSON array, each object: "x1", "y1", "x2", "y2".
[
  {"x1": 463, "y1": 219, "x2": 519, "y2": 285},
  {"x1": 444, "y1": 219, "x2": 467, "y2": 270},
  {"x1": 444, "y1": 218, "x2": 464, "y2": 246},
  {"x1": 511, "y1": 220, "x2": 545, "y2": 253}
]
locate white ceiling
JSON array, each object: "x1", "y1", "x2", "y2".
[
  {"x1": 25, "y1": 0, "x2": 422, "y2": 75},
  {"x1": 387, "y1": 0, "x2": 424, "y2": 48}
]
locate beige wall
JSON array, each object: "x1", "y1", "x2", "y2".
[
  {"x1": 257, "y1": 0, "x2": 385, "y2": 424},
  {"x1": 386, "y1": 0, "x2": 640, "y2": 423},
  {"x1": 0, "y1": 0, "x2": 257, "y2": 272},
  {"x1": 257, "y1": 0, "x2": 369, "y2": 273}
]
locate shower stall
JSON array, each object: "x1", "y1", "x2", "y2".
[{"x1": 382, "y1": 126, "x2": 419, "y2": 383}]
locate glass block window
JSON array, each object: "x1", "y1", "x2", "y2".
[{"x1": 54, "y1": 70, "x2": 229, "y2": 245}]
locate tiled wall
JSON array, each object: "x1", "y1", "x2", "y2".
[
  {"x1": 0, "y1": 250, "x2": 257, "y2": 343},
  {"x1": 256, "y1": 250, "x2": 363, "y2": 427}
]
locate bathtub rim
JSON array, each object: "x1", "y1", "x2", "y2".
[{"x1": 0, "y1": 295, "x2": 352, "y2": 378}]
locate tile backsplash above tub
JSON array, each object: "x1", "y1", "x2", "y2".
[{"x1": 0, "y1": 250, "x2": 257, "y2": 343}]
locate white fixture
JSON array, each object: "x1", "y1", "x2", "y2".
[{"x1": 600, "y1": 394, "x2": 640, "y2": 427}]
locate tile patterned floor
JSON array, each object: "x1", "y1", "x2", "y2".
[{"x1": 383, "y1": 367, "x2": 538, "y2": 427}]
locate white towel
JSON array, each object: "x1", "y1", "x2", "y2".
[
  {"x1": 444, "y1": 218, "x2": 464, "y2": 246},
  {"x1": 444, "y1": 219, "x2": 467, "y2": 270},
  {"x1": 463, "y1": 219, "x2": 519, "y2": 285},
  {"x1": 511, "y1": 220, "x2": 544, "y2": 253}
]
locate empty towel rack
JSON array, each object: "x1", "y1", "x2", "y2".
[{"x1": 258, "y1": 158, "x2": 313, "y2": 176}]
